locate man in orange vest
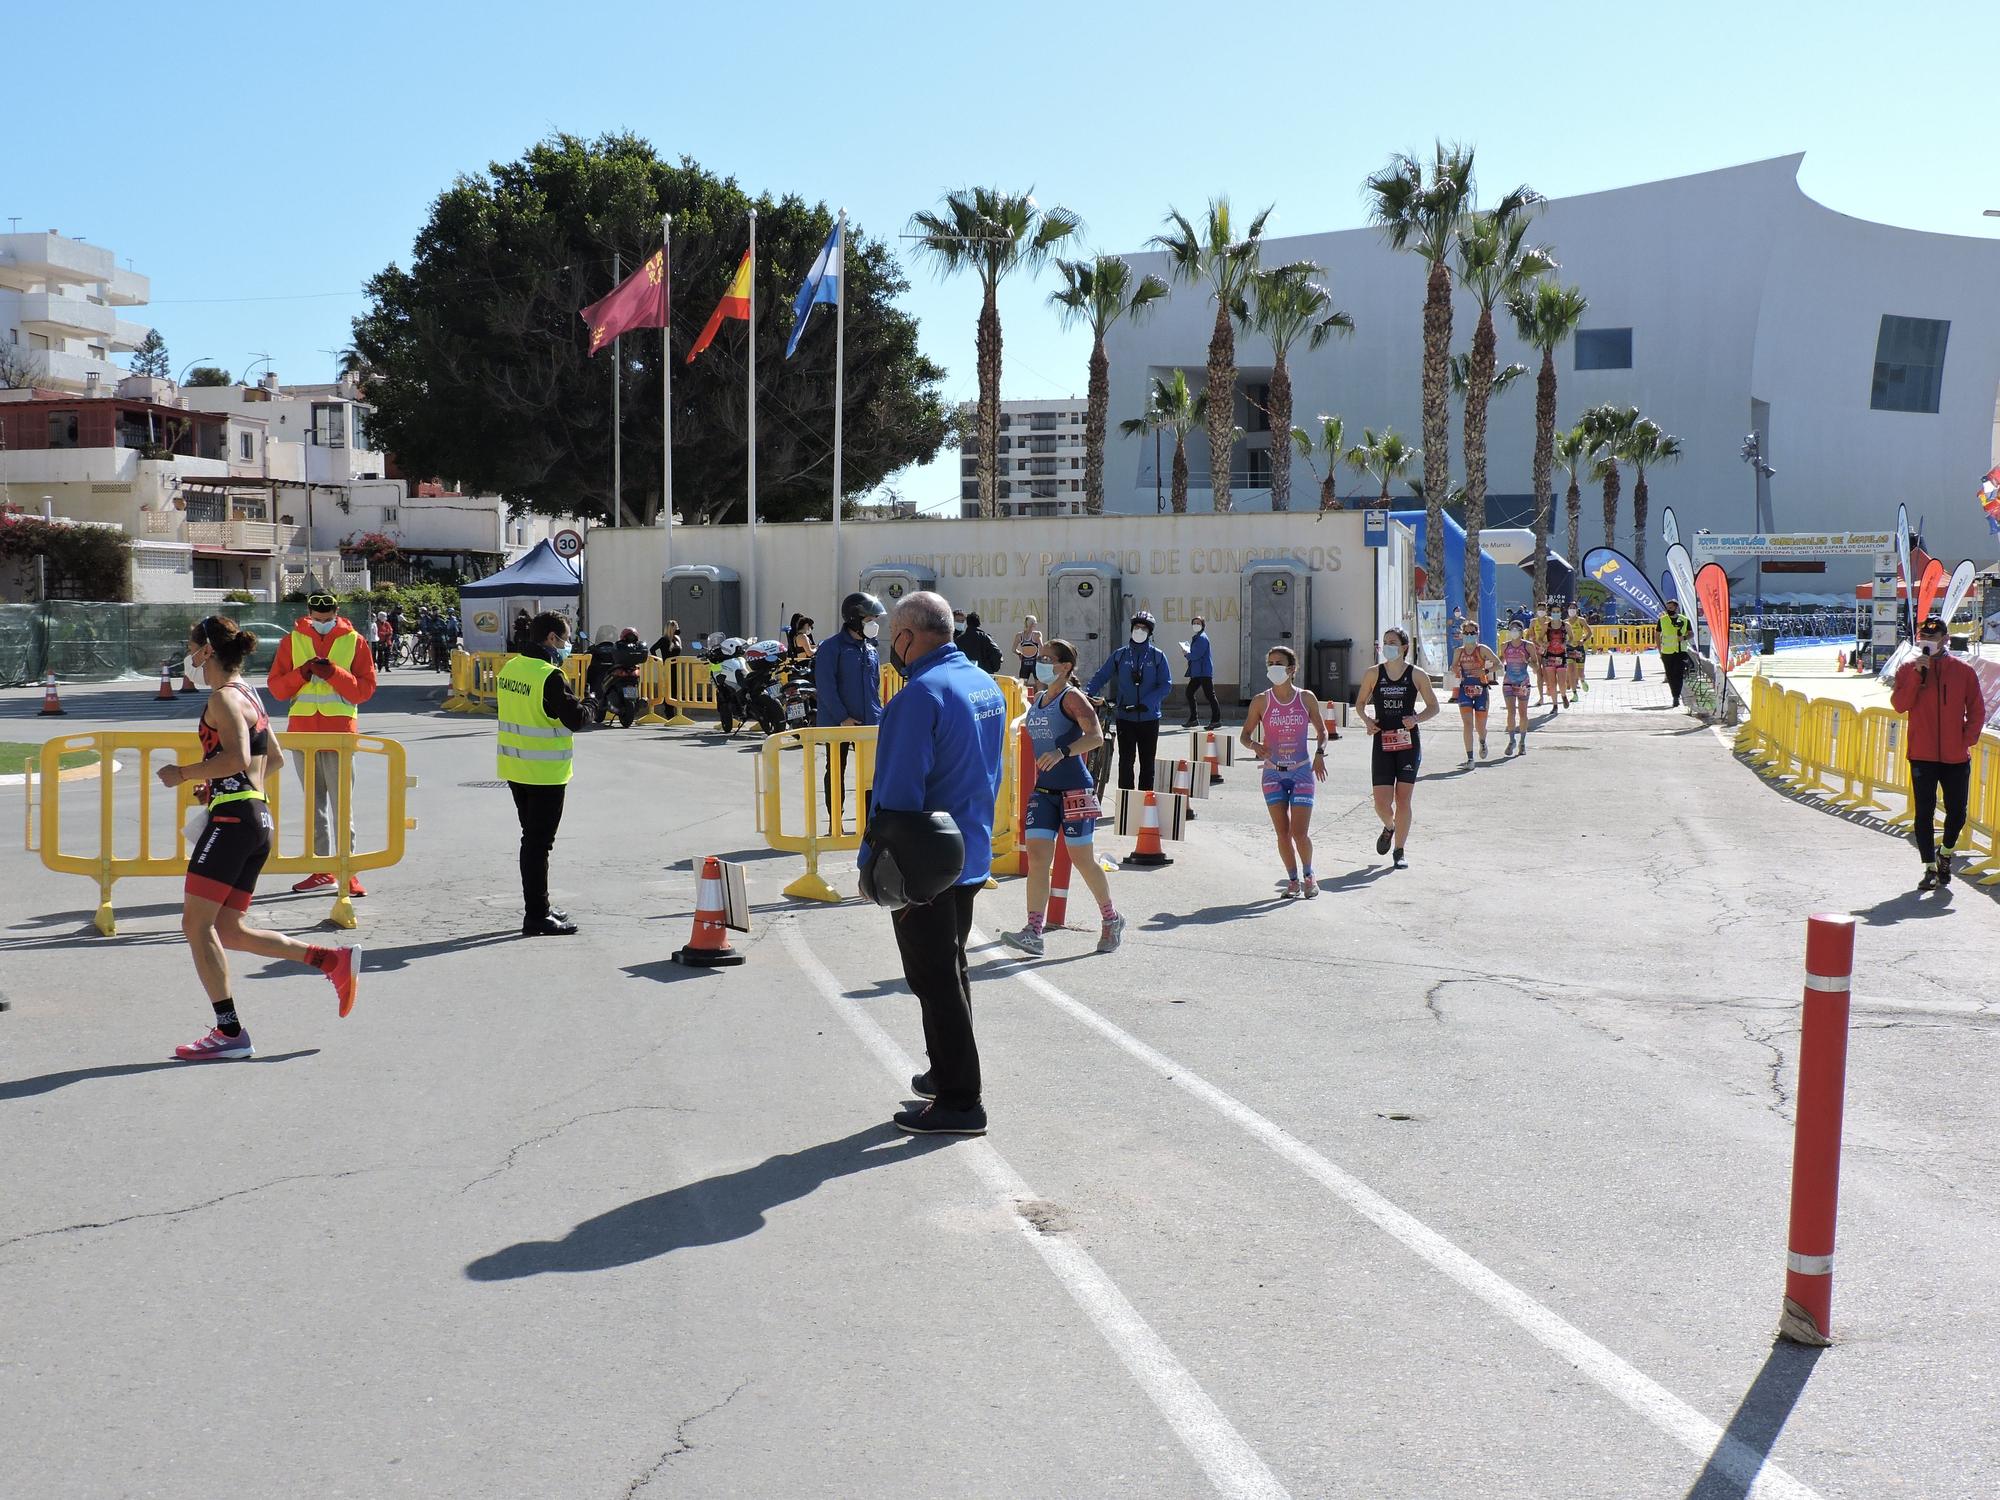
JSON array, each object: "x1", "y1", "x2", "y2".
[{"x1": 267, "y1": 591, "x2": 378, "y2": 894}]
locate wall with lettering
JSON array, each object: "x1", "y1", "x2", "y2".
[{"x1": 587, "y1": 510, "x2": 1390, "y2": 693}]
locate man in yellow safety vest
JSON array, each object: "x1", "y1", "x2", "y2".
[
  {"x1": 1657, "y1": 597, "x2": 1695, "y2": 707},
  {"x1": 497, "y1": 611, "x2": 587, "y2": 936},
  {"x1": 267, "y1": 591, "x2": 378, "y2": 894}
]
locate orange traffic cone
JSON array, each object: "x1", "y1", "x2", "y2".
[
  {"x1": 1203, "y1": 730, "x2": 1226, "y2": 787},
  {"x1": 1172, "y1": 758, "x2": 1197, "y2": 821},
  {"x1": 155, "y1": 663, "x2": 177, "y2": 700},
  {"x1": 37, "y1": 673, "x2": 64, "y2": 716},
  {"x1": 1836, "y1": 651, "x2": 1846, "y2": 671},
  {"x1": 1123, "y1": 791, "x2": 1173, "y2": 868},
  {"x1": 674, "y1": 855, "x2": 745, "y2": 967}
]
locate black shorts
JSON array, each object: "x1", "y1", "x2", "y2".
[
  {"x1": 1371, "y1": 736, "x2": 1422, "y2": 787},
  {"x1": 186, "y1": 799, "x2": 273, "y2": 912}
]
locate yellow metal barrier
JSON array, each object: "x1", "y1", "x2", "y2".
[
  {"x1": 444, "y1": 650, "x2": 510, "y2": 716},
  {"x1": 28, "y1": 731, "x2": 417, "y2": 935},
  {"x1": 881, "y1": 662, "x2": 905, "y2": 704},
  {"x1": 1583, "y1": 624, "x2": 1658, "y2": 652}
]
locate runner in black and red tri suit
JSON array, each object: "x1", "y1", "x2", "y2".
[{"x1": 1356, "y1": 627, "x2": 1441, "y2": 870}]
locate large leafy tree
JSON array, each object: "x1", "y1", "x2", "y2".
[
  {"x1": 1556, "y1": 423, "x2": 1590, "y2": 587},
  {"x1": 1252, "y1": 267, "x2": 1351, "y2": 511},
  {"x1": 1624, "y1": 419, "x2": 1683, "y2": 577},
  {"x1": 1508, "y1": 281, "x2": 1588, "y2": 610},
  {"x1": 1581, "y1": 402, "x2": 1640, "y2": 552},
  {"x1": 1453, "y1": 195, "x2": 1550, "y2": 615},
  {"x1": 1150, "y1": 198, "x2": 1272, "y2": 513},
  {"x1": 1365, "y1": 144, "x2": 1475, "y2": 598},
  {"x1": 909, "y1": 187, "x2": 1078, "y2": 518},
  {"x1": 129, "y1": 329, "x2": 170, "y2": 379},
  {"x1": 354, "y1": 133, "x2": 949, "y2": 524},
  {"x1": 1049, "y1": 256, "x2": 1168, "y2": 515},
  {"x1": 1120, "y1": 370, "x2": 1208, "y2": 514}
]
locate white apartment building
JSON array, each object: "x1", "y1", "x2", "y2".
[
  {"x1": 0, "y1": 230, "x2": 151, "y2": 394},
  {"x1": 958, "y1": 398, "x2": 1091, "y2": 517}
]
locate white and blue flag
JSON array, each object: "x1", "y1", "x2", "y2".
[{"x1": 785, "y1": 221, "x2": 843, "y2": 359}]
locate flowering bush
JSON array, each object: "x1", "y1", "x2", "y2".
[{"x1": 0, "y1": 514, "x2": 131, "y2": 600}]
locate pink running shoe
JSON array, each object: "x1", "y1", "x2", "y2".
[
  {"x1": 326, "y1": 946, "x2": 362, "y2": 1019},
  {"x1": 174, "y1": 1027, "x2": 254, "y2": 1061}
]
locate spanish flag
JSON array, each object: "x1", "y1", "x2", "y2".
[{"x1": 686, "y1": 249, "x2": 752, "y2": 364}]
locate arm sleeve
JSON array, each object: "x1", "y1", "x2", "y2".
[
  {"x1": 815, "y1": 639, "x2": 849, "y2": 723},
  {"x1": 1086, "y1": 653, "x2": 1115, "y2": 698},
  {"x1": 870, "y1": 695, "x2": 937, "y2": 813},
  {"x1": 1141, "y1": 650, "x2": 1172, "y2": 713},
  {"x1": 1890, "y1": 663, "x2": 1917, "y2": 713},
  {"x1": 1964, "y1": 667, "x2": 1987, "y2": 751},
  {"x1": 266, "y1": 633, "x2": 304, "y2": 702},
  {"x1": 543, "y1": 670, "x2": 588, "y2": 731}
]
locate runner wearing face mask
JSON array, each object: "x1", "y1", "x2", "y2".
[
  {"x1": 1240, "y1": 646, "x2": 1331, "y2": 897},
  {"x1": 1528, "y1": 605, "x2": 1553, "y2": 705},
  {"x1": 1451, "y1": 624, "x2": 1499, "y2": 765},
  {"x1": 1892, "y1": 616, "x2": 1988, "y2": 891},
  {"x1": 1499, "y1": 623, "x2": 1533, "y2": 754},
  {"x1": 1005, "y1": 639, "x2": 1125, "y2": 955},
  {"x1": 1566, "y1": 604, "x2": 1590, "y2": 697},
  {"x1": 1543, "y1": 606, "x2": 1571, "y2": 712},
  {"x1": 1356, "y1": 628, "x2": 1440, "y2": 869}
]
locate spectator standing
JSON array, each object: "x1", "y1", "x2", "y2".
[
  {"x1": 1015, "y1": 616, "x2": 1045, "y2": 680},
  {"x1": 1892, "y1": 616, "x2": 1988, "y2": 891},
  {"x1": 959, "y1": 611, "x2": 1003, "y2": 673},
  {"x1": 650, "y1": 619, "x2": 684, "y2": 659},
  {"x1": 815, "y1": 592, "x2": 886, "y2": 829},
  {"x1": 1087, "y1": 609, "x2": 1174, "y2": 791},
  {"x1": 1658, "y1": 598, "x2": 1695, "y2": 707},
  {"x1": 266, "y1": 591, "x2": 378, "y2": 897},
  {"x1": 1179, "y1": 614, "x2": 1220, "y2": 729},
  {"x1": 497, "y1": 613, "x2": 587, "y2": 935}
]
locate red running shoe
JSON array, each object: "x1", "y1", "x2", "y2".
[
  {"x1": 326, "y1": 946, "x2": 362, "y2": 1018},
  {"x1": 291, "y1": 872, "x2": 335, "y2": 893},
  {"x1": 346, "y1": 877, "x2": 367, "y2": 898},
  {"x1": 175, "y1": 1027, "x2": 254, "y2": 1061}
]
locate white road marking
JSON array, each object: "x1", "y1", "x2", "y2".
[
  {"x1": 779, "y1": 921, "x2": 1289, "y2": 1500},
  {"x1": 972, "y1": 927, "x2": 1826, "y2": 1500}
]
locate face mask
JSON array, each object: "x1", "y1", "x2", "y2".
[
  {"x1": 889, "y1": 632, "x2": 913, "y2": 676},
  {"x1": 1383, "y1": 644, "x2": 1404, "y2": 662},
  {"x1": 309, "y1": 617, "x2": 336, "y2": 635},
  {"x1": 1193, "y1": 623, "x2": 1205, "y2": 635},
  {"x1": 551, "y1": 642, "x2": 571, "y2": 664},
  {"x1": 1920, "y1": 639, "x2": 1944, "y2": 657},
  {"x1": 1035, "y1": 661, "x2": 1058, "y2": 684},
  {"x1": 861, "y1": 620, "x2": 880, "y2": 640},
  {"x1": 1509, "y1": 628, "x2": 1523, "y2": 641},
  {"x1": 1131, "y1": 628, "x2": 1149, "y2": 645},
  {"x1": 1266, "y1": 665, "x2": 1289, "y2": 685},
  {"x1": 1461, "y1": 634, "x2": 1477, "y2": 645}
]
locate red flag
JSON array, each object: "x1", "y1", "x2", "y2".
[
  {"x1": 579, "y1": 246, "x2": 668, "y2": 356},
  {"x1": 1694, "y1": 562, "x2": 1731, "y2": 672},
  {"x1": 1915, "y1": 557, "x2": 1949, "y2": 625},
  {"x1": 686, "y1": 250, "x2": 752, "y2": 364}
]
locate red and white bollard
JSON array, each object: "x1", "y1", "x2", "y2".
[
  {"x1": 1778, "y1": 912, "x2": 1856, "y2": 1346},
  {"x1": 1046, "y1": 834, "x2": 1072, "y2": 929}
]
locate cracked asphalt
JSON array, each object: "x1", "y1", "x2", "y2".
[{"x1": 3, "y1": 671, "x2": 1997, "y2": 1499}]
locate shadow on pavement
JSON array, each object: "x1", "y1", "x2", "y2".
[
  {"x1": 0, "y1": 1049, "x2": 320, "y2": 1101},
  {"x1": 1850, "y1": 889, "x2": 1955, "y2": 926},
  {"x1": 1683, "y1": 1340, "x2": 1823, "y2": 1499},
  {"x1": 621, "y1": 957, "x2": 727, "y2": 985},
  {"x1": 7, "y1": 900, "x2": 186, "y2": 933},
  {"x1": 275, "y1": 929, "x2": 521, "y2": 977},
  {"x1": 1313, "y1": 867, "x2": 1390, "y2": 894},
  {"x1": 463, "y1": 1121, "x2": 944, "y2": 1279},
  {"x1": 1141, "y1": 900, "x2": 1285, "y2": 930}
]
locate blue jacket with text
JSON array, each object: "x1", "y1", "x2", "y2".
[{"x1": 862, "y1": 642, "x2": 1006, "y2": 884}]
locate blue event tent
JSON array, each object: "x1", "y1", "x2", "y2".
[
  {"x1": 458, "y1": 539, "x2": 582, "y2": 651},
  {"x1": 1392, "y1": 510, "x2": 1498, "y2": 644}
]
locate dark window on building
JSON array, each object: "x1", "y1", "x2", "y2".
[
  {"x1": 47, "y1": 413, "x2": 79, "y2": 448},
  {"x1": 240, "y1": 432, "x2": 255, "y2": 461},
  {"x1": 193, "y1": 557, "x2": 227, "y2": 590},
  {"x1": 1574, "y1": 328, "x2": 1633, "y2": 371},
  {"x1": 1244, "y1": 382, "x2": 1272, "y2": 433},
  {"x1": 1870, "y1": 315, "x2": 1949, "y2": 414}
]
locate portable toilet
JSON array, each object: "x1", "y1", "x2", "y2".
[
  {"x1": 1239, "y1": 558, "x2": 1311, "y2": 701},
  {"x1": 1047, "y1": 561, "x2": 1124, "y2": 685},
  {"x1": 858, "y1": 563, "x2": 937, "y2": 610},
  {"x1": 663, "y1": 564, "x2": 742, "y2": 643}
]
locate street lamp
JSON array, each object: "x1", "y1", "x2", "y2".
[
  {"x1": 1740, "y1": 432, "x2": 1777, "y2": 617},
  {"x1": 241, "y1": 353, "x2": 275, "y2": 389},
  {"x1": 174, "y1": 356, "x2": 212, "y2": 385}
]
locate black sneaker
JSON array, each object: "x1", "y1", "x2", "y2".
[
  {"x1": 894, "y1": 1101, "x2": 986, "y2": 1136},
  {"x1": 1937, "y1": 850, "x2": 1954, "y2": 887},
  {"x1": 522, "y1": 914, "x2": 579, "y2": 937},
  {"x1": 1917, "y1": 865, "x2": 1940, "y2": 893},
  {"x1": 1392, "y1": 848, "x2": 1408, "y2": 870},
  {"x1": 1375, "y1": 825, "x2": 1394, "y2": 856},
  {"x1": 910, "y1": 1071, "x2": 937, "y2": 1100}
]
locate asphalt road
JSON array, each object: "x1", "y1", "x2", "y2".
[{"x1": 2, "y1": 666, "x2": 1996, "y2": 1499}]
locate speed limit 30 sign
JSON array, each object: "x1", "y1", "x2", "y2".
[{"x1": 552, "y1": 529, "x2": 584, "y2": 560}]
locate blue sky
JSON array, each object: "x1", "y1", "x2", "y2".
[{"x1": 10, "y1": 0, "x2": 1996, "y2": 512}]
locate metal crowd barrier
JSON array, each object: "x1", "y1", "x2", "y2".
[
  {"x1": 444, "y1": 649, "x2": 587, "y2": 715},
  {"x1": 1737, "y1": 676, "x2": 1999, "y2": 882},
  {"x1": 1583, "y1": 624, "x2": 1660, "y2": 652},
  {"x1": 25, "y1": 731, "x2": 418, "y2": 934}
]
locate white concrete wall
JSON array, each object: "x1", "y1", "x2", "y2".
[{"x1": 586, "y1": 510, "x2": 1384, "y2": 693}]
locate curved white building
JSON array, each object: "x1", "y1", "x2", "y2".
[{"x1": 1101, "y1": 156, "x2": 2000, "y2": 581}]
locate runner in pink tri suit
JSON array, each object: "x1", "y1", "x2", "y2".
[
  {"x1": 1499, "y1": 625, "x2": 1533, "y2": 755},
  {"x1": 1240, "y1": 645, "x2": 1331, "y2": 898}
]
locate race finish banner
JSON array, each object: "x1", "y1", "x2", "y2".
[
  {"x1": 1691, "y1": 530, "x2": 1892, "y2": 558},
  {"x1": 1582, "y1": 546, "x2": 1666, "y2": 619}
]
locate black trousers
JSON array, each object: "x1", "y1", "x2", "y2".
[
  {"x1": 1116, "y1": 718, "x2": 1161, "y2": 791},
  {"x1": 1183, "y1": 677, "x2": 1220, "y2": 725},
  {"x1": 1662, "y1": 651, "x2": 1688, "y2": 703},
  {"x1": 893, "y1": 883, "x2": 982, "y2": 1109},
  {"x1": 1909, "y1": 760, "x2": 1971, "y2": 862},
  {"x1": 508, "y1": 782, "x2": 566, "y2": 921}
]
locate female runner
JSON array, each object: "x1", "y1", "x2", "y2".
[
  {"x1": 1239, "y1": 645, "x2": 1332, "y2": 897},
  {"x1": 1356, "y1": 627, "x2": 1441, "y2": 869},
  {"x1": 1451, "y1": 623, "x2": 1499, "y2": 764}
]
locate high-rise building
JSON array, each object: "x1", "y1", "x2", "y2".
[
  {"x1": 0, "y1": 230, "x2": 152, "y2": 395},
  {"x1": 958, "y1": 398, "x2": 1090, "y2": 517}
]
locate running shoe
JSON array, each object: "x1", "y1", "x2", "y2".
[
  {"x1": 326, "y1": 946, "x2": 362, "y2": 1018},
  {"x1": 346, "y1": 877, "x2": 367, "y2": 898},
  {"x1": 1097, "y1": 914, "x2": 1126, "y2": 953},
  {"x1": 1375, "y1": 825, "x2": 1394, "y2": 856},
  {"x1": 291, "y1": 872, "x2": 335, "y2": 893},
  {"x1": 894, "y1": 1102, "x2": 987, "y2": 1136},
  {"x1": 1918, "y1": 865, "x2": 1939, "y2": 893},
  {"x1": 1282, "y1": 879, "x2": 1302, "y2": 899},
  {"x1": 1392, "y1": 848, "x2": 1408, "y2": 870},
  {"x1": 1302, "y1": 876, "x2": 1320, "y2": 900},
  {"x1": 1001, "y1": 927, "x2": 1046, "y2": 958},
  {"x1": 1479, "y1": 737, "x2": 1489, "y2": 760},
  {"x1": 1462, "y1": 753, "x2": 1474, "y2": 768},
  {"x1": 174, "y1": 1027, "x2": 254, "y2": 1061},
  {"x1": 1937, "y1": 850, "x2": 1955, "y2": 888}
]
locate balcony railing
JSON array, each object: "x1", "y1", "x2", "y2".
[
  {"x1": 183, "y1": 519, "x2": 301, "y2": 553},
  {"x1": 17, "y1": 292, "x2": 116, "y2": 339}
]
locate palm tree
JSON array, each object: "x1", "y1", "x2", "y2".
[
  {"x1": 1291, "y1": 414, "x2": 1348, "y2": 511},
  {"x1": 1581, "y1": 403, "x2": 1640, "y2": 552},
  {"x1": 910, "y1": 188, "x2": 1081, "y2": 517},
  {"x1": 1364, "y1": 143, "x2": 1476, "y2": 598},
  {"x1": 1508, "y1": 281, "x2": 1589, "y2": 611},
  {"x1": 1453, "y1": 196, "x2": 1551, "y2": 615},
  {"x1": 1120, "y1": 371, "x2": 1208, "y2": 515},
  {"x1": 1150, "y1": 197, "x2": 1274, "y2": 513},
  {"x1": 1556, "y1": 424, "x2": 1590, "y2": 584},
  {"x1": 1252, "y1": 267, "x2": 1352, "y2": 510},
  {"x1": 1343, "y1": 427, "x2": 1420, "y2": 504},
  {"x1": 1623, "y1": 420, "x2": 1683, "y2": 577},
  {"x1": 1049, "y1": 256, "x2": 1169, "y2": 515}
]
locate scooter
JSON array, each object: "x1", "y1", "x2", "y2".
[
  {"x1": 703, "y1": 636, "x2": 751, "y2": 733},
  {"x1": 780, "y1": 655, "x2": 817, "y2": 729},
  {"x1": 738, "y1": 640, "x2": 790, "y2": 737}
]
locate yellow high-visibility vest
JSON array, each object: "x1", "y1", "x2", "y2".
[
  {"x1": 1658, "y1": 614, "x2": 1689, "y2": 653},
  {"x1": 288, "y1": 628, "x2": 361, "y2": 721},
  {"x1": 496, "y1": 655, "x2": 573, "y2": 786}
]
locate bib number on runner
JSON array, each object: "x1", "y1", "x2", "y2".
[
  {"x1": 1062, "y1": 789, "x2": 1101, "y2": 824},
  {"x1": 1379, "y1": 728, "x2": 1413, "y2": 752}
]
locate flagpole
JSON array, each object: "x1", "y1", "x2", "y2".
[
  {"x1": 661, "y1": 214, "x2": 673, "y2": 569},
  {"x1": 831, "y1": 208, "x2": 846, "y2": 621},
  {"x1": 611, "y1": 250, "x2": 622, "y2": 532},
  {"x1": 746, "y1": 207, "x2": 758, "y2": 640}
]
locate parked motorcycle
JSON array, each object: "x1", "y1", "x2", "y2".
[
  {"x1": 584, "y1": 639, "x2": 647, "y2": 728},
  {"x1": 738, "y1": 640, "x2": 790, "y2": 736},
  {"x1": 779, "y1": 654, "x2": 817, "y2": 730},
  {"x1": 703, "y1": 634, "x2": 751, "y2": 733}
]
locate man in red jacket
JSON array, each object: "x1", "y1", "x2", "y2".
[
  {"x1": 267, "y1": 592, "x2": 379, "y2": 894},
  {"x1": 1890, "y1": 616, "x2": 1988, "y2": 891}
]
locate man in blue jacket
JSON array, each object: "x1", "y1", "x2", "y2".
[
  {"x1": 815, "y1": 592, "x2": 885, "y2": 830},
  {"x1": 863, "y1": 591, "x2": 1006, "y2": 1135},
  {"x1": 1088, "y1": 609, "x2": 1173, "y2": 791},
  {"x1": 1179, "y1": 613, "x2": 1221, "y2": 730}
]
